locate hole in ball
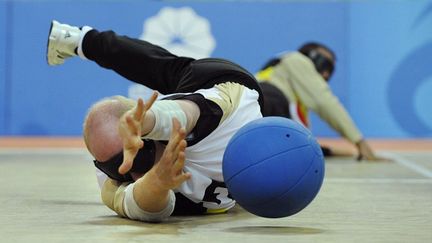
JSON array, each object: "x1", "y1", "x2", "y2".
[
  {"x1": 286, "y1": 134, "x2": 290, "y2": 138},
  {"x1": 315, "y1": 170, "x2": 318, "y2": 173}
]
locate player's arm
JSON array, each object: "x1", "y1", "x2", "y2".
[
  {"x1": 282, "y1": 53, "x2": 362, "y2": 143},
  {"x1": 283, "y1": 54, "x2": 384, "y2": 161},
  {"x1": 127, "y1": 118, "x2": 191, "y2": 221},
  {"x1": 102, "y1": 119, "x2": 191, "y2": 222},
  {"x1": 100, "y1": 178, "x2": 130, "y2": 218},
  {"x1": 118, "y1": 92, "x2": 200, "y2": 174}
]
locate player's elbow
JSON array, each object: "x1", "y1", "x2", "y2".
[{"x1": 123, "y1": 185, "x2": 176, "y2": 223}]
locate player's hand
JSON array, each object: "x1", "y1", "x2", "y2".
[
  {"x1": 118, "y1": 92, "x2": 158, "y2": 174},
  {"x1": 151, "y1": 118, "x2": 191, "y2": 191},
  {"x1": 356, "y1": 140, "x2": 391, "y2": 162}
]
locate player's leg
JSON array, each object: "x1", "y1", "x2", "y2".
[
  {"x1": 47, "y1": 20, "x2": 194, "y2": 94},
  {"x1": 175, "y1": 58, "x2": 264, "y2": 106}
]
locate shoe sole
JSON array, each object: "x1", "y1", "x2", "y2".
[{"x1": 46, "y1": 20, "x2": 63, "y2": 66}]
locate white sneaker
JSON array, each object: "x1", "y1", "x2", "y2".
[{"x1": 47, "y1": 20, "x2": 81, "y2": 66}]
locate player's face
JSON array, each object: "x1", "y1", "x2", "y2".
[
  {"x1": 321, "y1": 70, "x2": 332, "y2": 80},
  {"x1": 317, "y1": 48, "x2": 335, "y2": 81}
]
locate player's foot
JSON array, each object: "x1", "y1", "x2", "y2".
[{"x1": 47, "y1": 20, "x2": 81, "y2": 66}]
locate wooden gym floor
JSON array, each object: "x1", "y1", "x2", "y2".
[{"x1": 0, "y1": 137, "x2": 431, "y2": 243}]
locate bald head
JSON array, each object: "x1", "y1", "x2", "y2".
[{"x1": 83, "y1": 96, "x2": 135, "y2": 161}]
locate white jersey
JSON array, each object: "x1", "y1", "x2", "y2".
[
  {"x1": 97, "y1": 82, "x2": 262, "y2": 215},
  {"x1": 177, "y1": 82, "x2": 262, "y2": 211}
]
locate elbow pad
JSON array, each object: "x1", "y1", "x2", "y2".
[
  {"x1": 144, "y1": 100, "x2": 187, "y2": 140},
  {"x1": 123, "y1": 183, "x2": 175, "y2": 222}
]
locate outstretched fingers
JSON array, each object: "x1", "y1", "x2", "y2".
[
  {"x1": 125, "y1": 114, "x2": 140, "y2": 136},
  {"x1": 165, "y1": 118, "x2": 186, "y2": 155},
  {"x1": 132, "y1": 91, "x2": 158, "y2": 121},
  {"x1": 144, "y1": 91, "x2": 158, "y2": 111},
  {"x1": 171, "y1": 120, "x2": 190, "y2": 183},
  {"x1": 119, "y1": 152, "x2": 134, "y2": 175},
  {"x1": 165, "y1": 118, "x2": 190, "y2": 183},
  {"x1": 173, "y1": 151, "x2": 191, "y2": 183},
  {"x1": 118, "y1": 92, "x2": 158, "y2": 175},
  {"x1": 133, "y1": 98, "x2": 145, "y2": 121},
  {"x1": 119, "y1": 114, "x2": 144, "y2": 174},
  {"x1": 172, "y1": 139, "x2": 187, "y2": 171}
]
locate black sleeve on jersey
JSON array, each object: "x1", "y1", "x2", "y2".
[
  {"x1": 172, "y1": 193, "x2": 207, "y2": 215},
  {"x1": 259, "y1": 82, "x2": 291, "y2": 118},
  {"x1": 163, "y1": 93, "x2": 223, "y2": 146},
  {"x1": 172, "y1": 180, "x2": 232, "y2": 215}
]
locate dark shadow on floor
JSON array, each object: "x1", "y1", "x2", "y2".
[{"x1": 224, "y1": 225, "x2": 325, "y2": 235}]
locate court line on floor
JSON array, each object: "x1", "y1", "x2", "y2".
[
  {"x1": 325, "y1": 178, "x2": 432, "y2": 184},
  {"x1": 0, "y1": 148, "x2": 88, "y2": 155},
  {"x1": 379, "y1": 151, "x2": 432, "y2": 178},
  {"x1": 2, "y1": 149, "x2": 432, "y2": 180}
]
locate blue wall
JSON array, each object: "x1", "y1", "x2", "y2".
[
  {"x1": 349, "y1": 1, "x2": 432, "y2": 138},
  {"x1": 0, "y1": 1, "x2": 7, "y2": 135},
  {"x1": 1, "y1": 0, "x2": 431, "y2": 138}
]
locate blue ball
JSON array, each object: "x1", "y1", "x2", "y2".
[{"x1": 223, "y1": 117, "x2": 325, "y2": 218}]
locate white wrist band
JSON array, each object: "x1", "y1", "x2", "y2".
[
  {"x1": 123, "y1": 183, "x2": 176, "y2": 222},
  {"x1": 145, "y1": 100, "x2": 187, "y2": 140},
  {"x1": 77, "y1": 26, "x2": 93, "y2": 60}
]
